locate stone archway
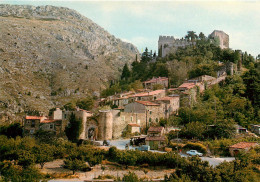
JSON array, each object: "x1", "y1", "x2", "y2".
[{"x1": 88, "y1": 127, "x2": 96, "y2": 140}]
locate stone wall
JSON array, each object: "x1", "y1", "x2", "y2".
[{"x1": 158, "y1": 36, "x2": 195, "y2": 57}]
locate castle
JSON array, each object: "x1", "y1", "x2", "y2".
[{"x1": 158, "y1": 30, "x2": 229, "y2": 57}]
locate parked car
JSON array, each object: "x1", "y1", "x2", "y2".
[
  {"x1": 103, "y1": 140, "x2": 110, "y2": 146},
  {"x1": 186, "y1": 150, "x2": 203, "y2": 156},
  {"x1": 137, "y1": 145, "x2": 150, "y2": 151}
]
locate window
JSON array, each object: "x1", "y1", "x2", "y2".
[
  {"x1": 30, "y1": 129, "x2": 35, "y2": 134},
  {"x1": 50, "y1": 124, "x2": 54, "y2": 129},
  {"x1": 156, "y1": 118, "x2": 158, "y2": 122},
  {"x1": 150, "y1": 111, "x2": 152, "y2": 115},
  {"x1": 27, "y1": 120, "x2": 30, "y2": 124},
  {"x1": 31, "y1": 120, "x2": 35, "y2": 127},
  {"x1": 130, "y1": 116, "x2": 133, "y2": 122},
  {"x1": 122, "y1": 116, "x2": 125, "y2": 121}
]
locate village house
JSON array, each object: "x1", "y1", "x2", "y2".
[
  {"x1": 143, "y1": 77, "x2": 169, "y2": 89},
  {"x1": 123, "y1": 100, "x2": 164, "y2": 129},
  {"x1": 229, "y1": 142, "x2": 258, "y2": 156},
  {"x1": 127, "y1": 123, "x2": 141, "y2": 134},
  {"x1": 250, "y1": 124, "x2": 260, "y2": 135},
  {"x1": 129, "y1": 89, "x2": 166, "y2": 102},
  {"x1": 145, "y1": 126, "x2": 166, "y2": 150},
  {"x1": 155, "y1": 95, "x2": 180, "y2": 117},
  {"x1": 24, "y1": 116, "x2": 47, "y2": 135},
  {"x1": 24, "y1": 107, "x2": 94, "y2": 140}
]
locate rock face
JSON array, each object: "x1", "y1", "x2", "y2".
[{"x1": 0, "y1": 4, "x2": 138, "y2": 122}]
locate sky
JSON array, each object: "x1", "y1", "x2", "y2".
[{"x1": 1, "y1": 0, "x2": 260, "y2": 57}]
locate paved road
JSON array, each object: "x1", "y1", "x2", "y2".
[{"x1": 97, "y1": 139, "x2": 235, "y2": 167}]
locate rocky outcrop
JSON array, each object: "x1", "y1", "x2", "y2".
[{"x1": 0, "y1": 4, "x2": 138, "y2": 122}]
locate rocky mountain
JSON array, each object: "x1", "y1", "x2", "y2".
[{"x1": 0, "y1": 4, "x2": 138, "y2": 122}]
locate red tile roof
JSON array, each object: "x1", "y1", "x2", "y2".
[
  {"x1": 41, "y1": 119, "x2": 56, "y2": 124},
  {"x1": 148, "y1": 126, "x2": 164, "y2": 132},
  {"x1": 168, "y1": 88, "x2": 178, "y2": 91},
  {"x1": 128, "y1": 123, "x2": 140, "y2": 127},
  {"x1": 25, "y1": 116, "x2": 44, "y2": 120},
  {"x1": 229, "y1": 142, "x2": 258, "y2": 149},
  {"x1": 146, "y1": 136, "x2": 166, "y2": 141},
  {"x1": 178, "y1": 83, "x2": 196, "y2": 89},
  {"x1": 143, "y1": 77, "x2": 168, "y2": 84},
  {"x1": 136, "y1": 101, "x2": 160, "y2": 106},
  {"x1": 133, "y1": 90, "x2": 165, "y2": 97}
]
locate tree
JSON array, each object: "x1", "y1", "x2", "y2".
[
  {"x1": 199, "y1": 32, "x2": 206, "y2": 40},
  {"x1": 32, "y1": 144, "x2": 54, "y2": 169},
  {"x1": 185, "y1": 31, "x2": 198, "y2": 42},
  {"x1": 76, "y1": 97, "x2": 94, "y2": 110},
  {"x1": 243, "y1": 67, "x2": 260, "y2": 109},
  {"x1": 179, "y1": 121, "x2": 206, "y2": 140},
  {"x1": 0, "y1": 123, "x2": 23, "y2": 138},
  {"x1": 64, "y1": 158, "x2": 87, "y2": 174},
  {"x1": 121, "y1": 63, "x2": 131, "y2": 80},
  {"x1": 63, "y1": 102, "x2": 76, "y2": 111},
  {"x1": 17, "y1": 150, "x2": 35, "y2": 169},
  {"x1": 65, "y1": 113, "x2": 83, "y2": 142}
]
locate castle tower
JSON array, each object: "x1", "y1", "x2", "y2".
[
  {"x1": 209, "y1": 30, "x2": 229, "y2": 49},
  {"x1": 98, "y1": 110, "x2": 113, "y2": 140}
]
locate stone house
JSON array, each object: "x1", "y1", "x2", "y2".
[
  {"x1": 177, "y1": 83, "x2": 198, "y2": 107},
  {"x1": 112, "y1": 91, "x2": 136, "y2": 109},
  {"x1": 24, "y1": 116, "x2": 47, "y2": 135},
  {"x1": 39, "y1": 119, "x2": 63, "y2": 136},
  {"x1": 124, "y1": 100, "x2": 164, "y2": 128},
  {"x1": 129, "y1": 89, "x2": 166, "y2": 102},
  {"x1": 145, "y1": 126, "x2": 166, "y2": 150},
  {"x1": 229, "y1": 142, "x2": 258, "y2": 156},
  {"x1": 128, "y1": 123, "x2": 141, "y2": 133},
  {"x1": 155, "y1": 96, "x2": 180, "y2": 117},
  {"x1": 250, "y1": 124, "x2": 260, "y2": 135},
  {"x1": 143, "y1": 77, "x2": 169, "y2": 89}
]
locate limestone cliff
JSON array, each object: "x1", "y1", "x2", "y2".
[{"x1": 0, "y1": 4, "x2": 138, "y2": 122}]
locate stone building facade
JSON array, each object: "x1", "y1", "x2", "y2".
[
  {"x1": 143, "y1": 77, "x2": 169, "y2": 89},
  {"x1": 209, "y1": 30, "x2": 229, "y2": 49},
  {"x1": 158, "y1": 36, "x2": 195, "y2": 57}
]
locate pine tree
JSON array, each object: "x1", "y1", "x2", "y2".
[
  {"x1": 121, "y1": 63, "x2": 131, "y2": 80},
  {"x1": 65, "y1": 113, "x2": 83, "y2": 142}
]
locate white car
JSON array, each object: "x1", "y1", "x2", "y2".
[{"x1": 186, "y1": 150, "x2": 203, "y2": 157}]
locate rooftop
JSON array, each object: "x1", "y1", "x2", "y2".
[
  {"x1": 146, "y1": 136, "x2": 166, "y2": 141},
  {"x1": 25, "y1": 116, "x2": 45, "y2": 120},
  {"x1": 40, "y1": 119, "x2": 56, "y2": 124},
  {"x1": 148, "y1": 126, "x2": 164, "y2": 132},
  {"x1": 136, "y1": 101, "x2": 160, "y2": 106},
  {"x1": 229, "y1": 142, "x2": 258, "y2": 149},
  {"x1": 133, "y1": 89, "x2": 165, "y2": 97},
  {"x1": 143, "y1": 77, "x2": 168, "y2": 84},
  {"x1": 178, "y1": 82, "x2": 196, "y2": 89},
  {"x1": 156, "y1": 96, "x2": 179, "y2": 101},
  {"x1": 128, "y1": 123, "x2": 140, "y2": 127}
]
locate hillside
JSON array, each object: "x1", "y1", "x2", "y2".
[{"x1": 0, "y1": 4, "x2": 138, "y2": 122}]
